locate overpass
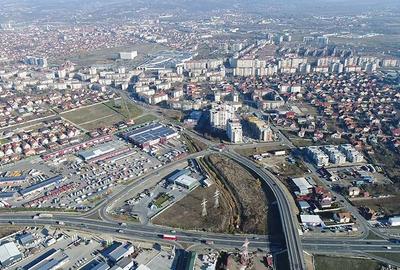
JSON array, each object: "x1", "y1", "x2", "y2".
[{"x1": 224, "y1": 151, "x2": 306, "y2": 270}]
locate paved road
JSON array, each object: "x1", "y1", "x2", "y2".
[
  {"x1": 2, "y1": 217, "x2": 400, "y2": 255},
  {"x1": 270, "y1": 125, "x2": 391, "y2": 240},
  {"x1": 2, "y1": 107, "x2": 399, "y2": 269},
  {"x1": 223, "y1": 150, "x2": 306, "y2": 270}
]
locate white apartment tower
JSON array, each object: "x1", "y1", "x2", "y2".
[
  {"x1": 209, "y1": 103, "x2": 235, "y2": 129},
  {"x1": 227, "y1": 120, "x2": 243, "y2": 143}
]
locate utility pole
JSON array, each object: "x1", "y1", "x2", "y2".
[
  {"x1": 214, "y1": 189, "x2": 220, "y2": 208},
  {"x1": 201, "y1": 197, "x2": 207, "y2": 217},
  {"x1": 240, "y1": 238, "x2": 250, "y2": 269}
]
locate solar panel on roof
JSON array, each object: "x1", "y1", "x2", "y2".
[{"x1": 127, "y1": 124, "x2": 176, "y2": 145}]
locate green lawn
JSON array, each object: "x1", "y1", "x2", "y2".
[
  {"x1": 61, "y1": 102, "x2": 119, "y2": 125},
  {"x1": 0, "y1": 138, "x2": 9, "y2": 146},
  {"x1": 79, "y1": 114, "x2": 125, "y2": 130},
  {"x1": 61, "y1": 100, "x2": 145, "y2": 130},
  {"x1": 133, "y1": 114, "x2": 158, "y2": 125},
  {"x1": 314, "y1": 255, "x2": 381, "y2": 270},
  {"x1": 153, "y1": 193, "x2": 172, "y2": 208},
  {"x1": 104, "y1": 99, "x2": 143, "y2": 119}
]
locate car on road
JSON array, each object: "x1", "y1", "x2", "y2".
[
  {"x1": 389, "y1": 238, "x2": 400, "y2": 244},
  {"x1": 117, "y1": 229, "x2": 124, "y2": 233},
  {"x1": 202, "y1": 240, "x2": 214, "y2": 245}
]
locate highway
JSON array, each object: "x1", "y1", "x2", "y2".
[
  {"x1": 2, "y1": 109, "x2": 400, "y2": 269},
  {"x1": 161, "y1": 126, "x2": 305, "y2": 269},
  {"x1": 223, "y1": 150, "x2": 306, "y2": 270},
  {"x1": 2, "y1": 216, "x2": 400, "y2": 257}
]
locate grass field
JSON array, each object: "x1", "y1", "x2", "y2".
[
  {"x1": 61, "y1": 102, "x2": 121, "y2": 124},
  {"x1": 204, "y1": 154, "x2": 279, "y2": 235},
  {"x1": 367, "y1": 143, "x2": 400, "y2": 184},
  {"x1": 133, "y1": 114, "x2": 158, "y2": 125},
  {"x1": 0, "y1": 138, "x2": 9, "y2": 146},
  {"x1": 153, "y1": 193, "x2": 172, "y2": 208},
  {"x1": 61, "y1": 100, "x2": 146, "y2": 130},
  {"x1": 314, "y1": 255, "x2": 381, "y2": 270},
  {"x1": 103, "y1": 99, "x2": 143, "y2": 119},
  {"x1": 281, "y1": 130, "x2": 348, "y2": 148},
  {"x1": 80, "y1": 114, "x2": 125, "y2": 130}
]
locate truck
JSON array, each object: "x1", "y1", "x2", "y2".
[
  {"x1": 162, "y1": 234, "x2": 177, "y2": 241},
  {"x1": 38, "y1": 213, "x2": 54, "y2": 218}
]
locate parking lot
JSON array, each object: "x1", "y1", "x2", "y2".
[
  {"x1": 0, "y1": 134, "x2": 190, "y2": 211},
  {"x1": 112, "y1": 159, "x2": 206, "y2": 224}
]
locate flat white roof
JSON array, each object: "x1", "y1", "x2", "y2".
[
  {"x1": 175, "y1": 175, "x2": 198, "y2": 187},
  {"x1": 292, "y1": 177, "x2": 313, "y2": 190},
  {"x1": 300, "y1": 215, "x2": 323, "y2": 224},
  {"x1": 0, "y1": 242, "x2": 21, "y2": 263},
  {"x1": 389, "y1": 216, "x2": 400, "y2": 222}
]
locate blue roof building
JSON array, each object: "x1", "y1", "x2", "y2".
[{"x1": 19, "y1": 175, "x2": 64, "y2": 196}]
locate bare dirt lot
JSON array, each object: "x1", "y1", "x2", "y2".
[
  {"x1": 154, "y1": 154, "x2": 281, "y2": 235},
  {"x1": 153, "y1": 184, "x2": 232, "y2": 233},
  {"x1": 236, "y1": 145, "x2": 289, "y2": 157},
  {"x1": 205, "y1": 154, "x2": 272, "y2": 234},
  {"x1": 0, "y1": 226, "x2": 21, "y2": 238},
  {"x1": 182, "y1": 133, "x2": 208, "y2": 153},
  {"x1": 352, "y1": 195, "x2": 400, "y2": 216}
]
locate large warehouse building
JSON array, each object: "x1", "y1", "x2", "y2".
[
  {"x1": 78, "y1": 142, "x2": 130, "y2": 163},
  {"x1": 125, "y1": 123, "x2": 178, "y2": 149},
  {"x1": 167, "y1": 169, "x2": 199, "y2": 190},
  {"x1": 0, "y1": 242, "x2": 22, "y2": 267},
  {"x1": 19, "y1": 175, "x2": 64, "y2": 197}
]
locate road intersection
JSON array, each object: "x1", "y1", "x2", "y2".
[{"x1": 1, "y1": 124, "x2": 400, "y2": 269}]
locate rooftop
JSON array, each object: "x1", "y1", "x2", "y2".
[
  {"x1": 174, "y1": 174, "x2": 198, "y2": 188},
  {"x1": 127, "y1": 123, "x2": 176, "y2": 145},
  {"x1": 292, "y1": 177, "x2": 313, "y2": 191},
  {"x1": 0, "y1": 242, "x2": 21, "y2": 264},
  {"x1": 19, "y1": 175, "x2": 63, "y2": 196}
]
